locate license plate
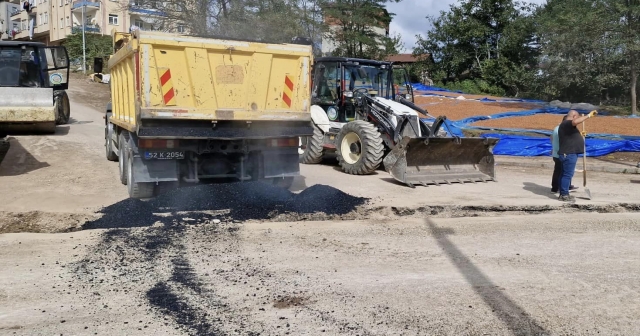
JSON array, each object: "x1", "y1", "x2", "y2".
[{"x1": 144, "y1": 151, "x2": 185, "y2": 160}]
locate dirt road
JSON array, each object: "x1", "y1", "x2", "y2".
[{"x1": 1, "y1": 77, "x2": 640, "y2": 335}]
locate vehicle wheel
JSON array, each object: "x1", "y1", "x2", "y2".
[
  {"x1": 336, "y1": 120, "x2": 384, "y2": 175},
  {"x1": 0, "y1": 139, "x2": 10, "y2": 165},
  {"x1": 118, "y1": 132, "x2": 129, "y2": 185},
  {"x1": 38, "y1": 122, "x2": 56, "y2": 134},
  {"x1": 105, "y1": 117, "x2": 118, "y2": 161},
  {"x1": 269, "y1": 176, "x2": 294, "y2": 190},
  {"x1": 127, "y1": 148, "x2": 155, "y2": 199},
  {"x1": 54, "y1": 91, "x2": 70, "y2": 125},
  {"x1": 300, "y1": 124, "x2": 324, "y2": 164}
]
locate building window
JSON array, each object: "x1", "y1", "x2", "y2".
[
  {"x1": 65, "y1": 0, "x2": 69, "y2": 4},
  {"x1": 44, "y1": 12, "x2": 48, "y2": 24},
  {"x1": 60, "y1": 18, "x2": 63, "y2": 28},
  {"x1": 108, "y1": 14, "x2": 118, "y2": 25},
  {"x1": 177, "y1": 25, "x2": 185, "y2": 33},
  {"x1": 21, "y1": 20, "x2": 26, "y2": 30},
  {"x1": 66, "y1": 16, "x2": 70, "y2": 27},
  {"x1": 59, "y1": 0, "x2": 62, "y2": 6}
]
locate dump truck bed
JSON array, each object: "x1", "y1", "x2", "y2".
[{"x1": 108, "y1": 30, "x2": 313, "y2": 133}]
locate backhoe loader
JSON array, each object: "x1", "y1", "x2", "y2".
[{"x1": 300, "y1": 57, "x2": 498, "y2": 187}]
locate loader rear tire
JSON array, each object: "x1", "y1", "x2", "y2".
[
  {"x1": 336, "y1": 120, "x2": 384, "y2": 175},
  {"x1": 300, "y1": 124, "x2": 324, "y2": 164}
]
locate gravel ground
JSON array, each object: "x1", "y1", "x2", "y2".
[
  {"x1": 473, "y1": 113, "x2": 640, "y2": 136},
  {"x1": 414, "y1": 96, "x2": 540, "y2": 121}
]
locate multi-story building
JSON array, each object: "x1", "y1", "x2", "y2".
[
  {"x1": 1, "y1": 0, "x2": 183, "y2": 45},
  {"x1": 0, "y1": 0, "x2": 21, "y2": 40}
]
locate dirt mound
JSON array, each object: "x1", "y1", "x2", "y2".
[
  {"x1": 414, "y1": 96, "x2": 540, "y2": 121},
  {"x1": 81, "y1": 182, "x2": 369, "y2": 230},
  {"x1": 0, "y1": 211, "x2": 92, "y2": 233}
]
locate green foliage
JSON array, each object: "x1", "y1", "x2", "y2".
[
  {"x1": 536, "y1": 0, "x2": 639, "y2": 113},
  {"x1": 63, "y1": 33, "x2": 113, "y2": 72},
  {"x1": 414, "y1": 0, "x2": 539, "y2": 97},
  {"x1": 439, "y1": 79, "x2": 506, "y2": 97},
  {"x1": 322, "y1": 0, "x2": 402, "y2": 59}
]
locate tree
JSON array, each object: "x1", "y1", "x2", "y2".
[
  {"x1": 63, "y1": 32, "x2": 113, "y2": 71},
  {"x1": 321, "y1": 0, "x2": 402, "y2": 59},
  {"x1": 536, "y1": 0, "x2": 639, "y2": 113},
  {"x1": 413, "y1": 0, "x2": 540, "y2": 96}
]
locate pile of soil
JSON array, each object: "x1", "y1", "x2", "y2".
[
  {"x1": 414, "y1": 96, "x2": 540, "y2": 121},
  {"x1": 472, "y1": 114, "x2": 640, "y2": 137},
  {"x1": 82, "y1": 182, "x2": 369, "y2": 230}
]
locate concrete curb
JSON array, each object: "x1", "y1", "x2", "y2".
[{"x1": 496, "y1": 159, "x2": 640, "y2": 175}]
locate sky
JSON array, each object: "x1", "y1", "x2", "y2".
[{"x1": 386, "y1": 0, "x2": 548, "y2": 52}]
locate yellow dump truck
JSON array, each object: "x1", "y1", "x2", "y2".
[{"x1": 104, "y1": 30, "x2": 314, "y2": 198}]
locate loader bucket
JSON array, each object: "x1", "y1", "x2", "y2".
[
  {"x1": 383, "y1": 136, "x2": 499, "y2": 187},
  {"x1": 0, "y1": 88, "x2": 56, "y2": 134}
]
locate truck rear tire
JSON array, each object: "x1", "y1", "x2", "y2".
[
  {"x1": 118, "y1": 132, "x2": 129, "y2": 185},
  {"x1": 105, "y1": 117, "x2": 118, "y2": 162},
  {"x1": 268, "y1": 176, "x2": 295, "y2": 190},
  {"x1": 300, "y1": 124, "x2": 324, "y2": 164},
  {"x1": 336, "y1": 120, "x2": 384, "y2": 175},
  {"x1": 126, "y1": 149, "x2": 155, "y2": 199},
  {"x1": 54, "y1": 91, "x2": 70, "y2": 125}
]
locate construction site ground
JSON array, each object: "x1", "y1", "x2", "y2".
[{"x1": 0, "y1": 78, "x2": 639, "y2": 335}]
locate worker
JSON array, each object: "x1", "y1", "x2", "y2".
[
  {"x1": 557, "y1": 110, "x2": 597, "y2": 202},
  {"x1": 551, "y1": 115, "x2": 578, "y2": 193}
]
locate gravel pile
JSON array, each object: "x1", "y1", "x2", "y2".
[{"x1": 82, "y1": 182, "x2": 368, "y2": 230}]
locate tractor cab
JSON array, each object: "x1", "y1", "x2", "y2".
[
  {"x1": 0, "y1": 42, "x2": 71, "y2": 134},
  {"x1": 0, "y1": 42, "x2": 69, "y2": 90},
  {"x1": 311, "y1": 57, "x2": 414, "y2": 123}
]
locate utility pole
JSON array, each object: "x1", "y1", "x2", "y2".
[{"x1": 82, "y1": 1, "x2": 86, "y2": 74}]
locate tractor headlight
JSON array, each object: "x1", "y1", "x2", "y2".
[{"x1": 327, "y1": 106, "x2": 338, "y2": 120}]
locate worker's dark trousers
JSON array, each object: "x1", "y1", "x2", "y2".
[
  {"x1": 559, "y1": 154, "x2": 578, "y2": 196},
  {"x1": 551, "y1": 157, "x2": 562, "y2": 192}
]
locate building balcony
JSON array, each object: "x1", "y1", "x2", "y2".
[
  {"x1": 10, "y1": 8, "x2": 22, "y2": 17},
  {"x1": 71, "y1": 0, "x2": 100, "y2": 12},
  {"x1": 129, "y1": 6, "x2": 167, "y2": 17},
  {"x1": 72, "y1": 24, "x2": 101, "y2": 33}
]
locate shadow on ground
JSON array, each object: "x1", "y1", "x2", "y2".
[
  {"x1": 82, "y1": 182, "x2": 368, "y2": 230},
  {"x1": 427, "y1": 218, "x2": 550, "y2": 336},
  {"x1": 0, "y1": 137, "x2": 50, "y2": 176},
  {"x1": 522, "y1": 182, "x2": 557, "y2": 200}
]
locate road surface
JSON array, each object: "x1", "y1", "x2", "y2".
[{"x1": 0, "y1": 77, "x2": 639, "y2": 335}]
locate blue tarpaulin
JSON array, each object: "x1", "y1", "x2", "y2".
[{"x1": 481, "y1": 133, "x2": 640, "y2": 157}]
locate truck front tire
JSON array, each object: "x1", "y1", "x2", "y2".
[{"x1": 118, "y1": 132, "x2": 129, "y2": 185}]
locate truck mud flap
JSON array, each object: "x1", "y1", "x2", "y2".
[{"x1": 383, "y1": 136, "x2": 499, "y2": 187}]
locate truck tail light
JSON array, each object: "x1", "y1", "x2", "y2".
[
  {"x1": 138, "y1": 139, "x2": 180, "y2": 149},
  {"x1": 268, "y1": 138, "x2": 299, "y2": 147}
]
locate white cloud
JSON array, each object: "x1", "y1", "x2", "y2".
[{"x1": 386, "y1": 0, "x2": 548, "y2": 52}]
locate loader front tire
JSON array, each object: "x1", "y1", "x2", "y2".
[
  {"x1": 336, "y1": 120, "x2": 384, "y2": 175},
  {"x1": 300, "y1": 124, "x2": 324, "y2": 164}
]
